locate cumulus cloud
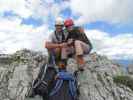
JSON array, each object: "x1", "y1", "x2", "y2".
[
  {"x1": 0, "y1": 0, "x2": 71, "y2": 26},
  {"x1": 0, "y1": 0, "x2": 67, "y2": 54},
  {"x1": 86, "y1": 30, "x2": 133, "y2": 60},
  {"x1": 0, "y1": 0, "x2": 65, "y2": 20},
  {"x1": 0, "y1": 17, "x2": 49, "y2": 54},
  {"x1": 0, "y1": 0, "x2": 33, "y2": 18},
  {"x1": 0, "y1": 0, "x2": 132, "y2": 62},
  {"x1": 70, "y1": 0, "x2": 133, "y2": 25}
]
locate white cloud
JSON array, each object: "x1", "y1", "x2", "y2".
[
  {"x1": 0, "y1": 18, "x2": 132, "y2": 61},
  {"x1": 86, "y1": 30, "x2": 133, "y2": 60},
  {"x1": 0, "y1": 0, "x2": 132, "y2": 62},
  {"x1": 70, "y1": 0, "x2": 133, "y2": 25},
  {"x1": 0, "y1": 18, "x2": 49, "y2": 54},
  {"x1": 0, "y1": 0, "x2": 67, "y2": 54},
  {"x1": 0, "y1": 0, "x2": 69, "y2": 24},
  {"x1": 0, "y1": 0, "x2": 33, "y2": 18},
  {"x1": 0, "y1": 0, "x2": 62, "y2": 19}
]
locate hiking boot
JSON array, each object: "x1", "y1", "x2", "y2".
[
  {"x1": 78, "y1": 64, "x2": 85, "y2": 71},
  {"x1": 58, "y1": 59, "x2": 67, "y2": 69}
]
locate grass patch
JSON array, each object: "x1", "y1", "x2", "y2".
[{"x1": 113, "y1": 75, "x2": 133, "y2": 91}]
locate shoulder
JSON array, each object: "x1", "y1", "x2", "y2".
[
  {"x1": 47, "y1": 32, "x2": 55, "y2": 40},
  {"x1": 49, "y1": 31, "x2": 56, "y2": 37},
  {"x1": 74, "y1": 26, "x2": 84, "y2": 33}
]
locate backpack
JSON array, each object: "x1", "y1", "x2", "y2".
[
  {"x1": 26, "y1": 52, "x2": 57, "y2": 98},
  {"x1": 49, "y1": 70, "x2": 78, "y2": 100}
]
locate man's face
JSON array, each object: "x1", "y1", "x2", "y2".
[
  {"x1": 66, "y1": 25, "x2": 73, "y2": 32},
  {"x1": 55, "y1": 25, "x2": 63, "y2": 32}
]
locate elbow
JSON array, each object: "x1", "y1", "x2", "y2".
[{"x1": 45, "y1": 41, "x2": 50, "y2": 48}]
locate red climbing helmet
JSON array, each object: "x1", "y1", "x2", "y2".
[{"x1": 64, "y1": 19, "x2": 74, "y2": 27}]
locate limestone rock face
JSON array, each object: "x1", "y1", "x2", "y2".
[
  {"x1": 128, "y1": 63, "x2": 133, "y2": 79},
  {"x1": 128, "y1": 64, "x2": 133, "y2": 74},
  {"x1": 67, "y1": 53, "x2": 133, "y2": 100},
  {"x1": 0, "y1": 50, "x2": 46, "y2": 100},
  {"x1": 0, "y1": 50, "x2": 133, "y2": 100}
]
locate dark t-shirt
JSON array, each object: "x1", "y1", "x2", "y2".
[{"x1": 66, "y1": 27, "x2": 92, "y2": 46}]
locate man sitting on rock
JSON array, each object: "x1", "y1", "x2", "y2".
[
  {"x1": 62, "y1": 19, "x2": 92, "y2": 71},
  {"x1": 45, "y1": 17, "x2": 68, "y2": 68}
]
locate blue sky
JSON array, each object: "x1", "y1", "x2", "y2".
[{"x1": 0, "y1": 0, "x2": 132, "y2": 64}]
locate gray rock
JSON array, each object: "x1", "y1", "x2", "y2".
[
  {"x1": 128, "y1": 64, "x2": 133, "y2": 74},
  {"x1": 67, "y1": 53, "x2": 133, "y2": 100},
  {"x1": 0, "y1": 50, "x2": 133, "y2": 100}
]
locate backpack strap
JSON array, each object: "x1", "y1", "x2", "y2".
[
  {"x1": 54, "y1": 31, "x2": 66, "y2": 43},
  {"x1": 69, "y1": 79, "x2": 77, "y2": 99},
  {"x1": 49, "y1": 71, "x2": 78, "y2": 99},
  {"x1": 49, "y1": 80, "x2": 63, "y2": 96}
]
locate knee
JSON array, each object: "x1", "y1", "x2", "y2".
[
  {"x1": 48, "y1": 48, "x2": 61, "y2": 56},
  {"x1": 74, "y1": 40, "x2": 82, "y2": 46},
  {"x1": 54, "y1": 48, "x2": 61, "y2": 53}
]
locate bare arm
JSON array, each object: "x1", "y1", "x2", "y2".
[
  {"x1": 45, "y1": 42, "x2": 68, "y2": 49},
  {"x1": 45, "y1": 42, "x2": 60, "y2": 49}
]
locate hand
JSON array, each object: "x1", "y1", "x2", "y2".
[
  {"x1": 59, "y1": 42, "x2": 68, "y2": 48},
  {"x1": 67, "y1": 39, "x2": 74, "y2": 45},
  {"x1": 54, "y1": 75, "x2": 59, "y2": 80}
]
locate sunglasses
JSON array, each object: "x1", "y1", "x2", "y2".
[{"x1": 66, "y1": 26, "x2": 73, "y2": 29}]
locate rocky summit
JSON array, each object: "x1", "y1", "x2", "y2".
[{"x1": 0, "y1": 49, "x2": 133, "y2": 100}]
